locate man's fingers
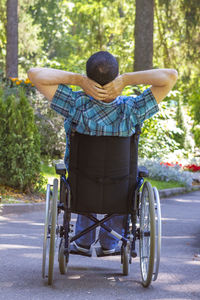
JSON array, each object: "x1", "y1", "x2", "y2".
[
  {"x1": 103, "y1": 82, "x2": 113, "y2": 89},
  {"x1": 95, "y1": 87, "x2": 108, "y2": 95},
  {"x1": 87, "y1": 78, "x2": 103, "y2": 89}
]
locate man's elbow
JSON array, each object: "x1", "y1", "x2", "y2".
[
  {"x1": 169, "y1": 69, "x2": 178, "y2": 84},
  {"x1": 27, "y1": 68, "x2": 39, "y2": 82}
]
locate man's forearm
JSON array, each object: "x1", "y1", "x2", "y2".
[
  {"x1": 122, "y1": 69, "x2": 178, "y2": 87},
  {"x1": 28, "y1": 67, "x2": 83, "y2": 87},
  {"x1": 27, "y1": 67, "x2": 108, "y2": 101}
]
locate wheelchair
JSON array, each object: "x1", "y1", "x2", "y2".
[{"x1": 42, "y1": 127, "x2": 161, "y2": 287}]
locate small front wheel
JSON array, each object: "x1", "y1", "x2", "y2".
[
  {"x1": 122, "y1": 243, "x2": 131, "y2": 276},
  {"x1": 59, "y1": 238, "x2": 68, "y2": 274}
]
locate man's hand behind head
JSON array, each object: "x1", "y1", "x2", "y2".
[
  {"x1": 80, "y1": 75, "x2": 109, "y2": 101},
  {"x1": 103, "y1": 75, "x2": 125, "y2": 102}
]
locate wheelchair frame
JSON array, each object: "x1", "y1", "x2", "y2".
[{"x1": 42, "y1": 165, "x2": 161, "y2": 287}]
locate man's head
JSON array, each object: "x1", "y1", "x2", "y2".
[{"x1": 86, "y1": 51, "x2": 119, "y2": 86}]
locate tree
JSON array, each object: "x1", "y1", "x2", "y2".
[
  {"x1": 134, "y1": 0, "x2": 154, "y2": 71},
  {"x1": 6, "y1": 0, "x2": 18, "y2": 78}
]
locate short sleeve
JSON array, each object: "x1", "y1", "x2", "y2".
[
  {"x1": 50, "y1": 84, "x2": 76, "y2": 118},
  {"x1": 133, "y1": 88, "x2": 159, "y2": 124}
]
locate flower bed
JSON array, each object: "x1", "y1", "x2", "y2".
[{"x1": 139, "y1": 158, "x2": 195, "y2": 187}]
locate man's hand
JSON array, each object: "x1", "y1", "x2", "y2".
[
  {"x1": 103, "y1": 75, "x2": 125, "y2": 101},
  {"x1": 80, "y1": 76, "x2": 108, "y2": 101}
]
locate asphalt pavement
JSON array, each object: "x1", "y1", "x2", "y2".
[{"x1": 0, "y1": 191, "x2": 200, "y2": 300}]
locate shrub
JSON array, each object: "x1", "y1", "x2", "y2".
[
  {"x1": 3, "y1": 75, "x2": 66, "y2": 159},
  {"x1": 29, "y1": 91, "x2": 66, "y2": 158},
  {"x1": 0, "y1": 86, "x2": 43, "y2": 191}
]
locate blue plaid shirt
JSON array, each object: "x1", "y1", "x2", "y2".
[{"x1": 51, "y1": 84, "x2": 159, "y2": 169}]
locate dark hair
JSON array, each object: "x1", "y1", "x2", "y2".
[{"x1": 86, "y1": 51, "x2": 119, "y2": 86}]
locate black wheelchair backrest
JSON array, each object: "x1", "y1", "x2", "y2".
[{"x1": 68, "y1": 129, "x2": 140, "y2": 214}]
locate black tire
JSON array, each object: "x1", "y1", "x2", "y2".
[
  {"x1": 59, "y1": 238, "x2": 67, "y2": 274},
  {"x1": 122, "y1": 244, "x2": 131, "y2": 276},
  {"x1": 139, "y1": 181, "x2": 156, "y2": 287},
  {"x1": 48, "y1": 179, "x2": 58, "y2": 285}
]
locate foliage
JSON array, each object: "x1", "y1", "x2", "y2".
[
  {"x1": 0, "y1": 0, "x2": 6, "y2": 71},
  {"x1": 174, "y1": 98, "x2": 186, "y2": 148},
  {"x1": 139, "y1": 92, "x2": 181, "y2": 158},
  {"x1": 1, "y1": 76, "x2": 65, "y2": 159},
  {"x1": 1, "y1": 0, "x2": 200, "y2": 160},
  {"x1": 187, "y1": 77, "x2": 200, "y2": 148},
  {"x1": 0, "y1": 83, "x2": 45, "y2": 191},
  {"x1": 29, "y1": 91, "x2": 66, "y2": 158},
  {"x1": 28, "y1": 0, "x2": 135, "y2": 73}
]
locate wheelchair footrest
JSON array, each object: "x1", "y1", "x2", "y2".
[{"x1": 95, "y1": 246, "x2": 121, "y2": 257}]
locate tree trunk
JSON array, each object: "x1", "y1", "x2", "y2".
[
  {"x1": 6, "y1": 0, "x2": 18, "y2": 78},
  {"x1": 134, "y1": 0, "x2": 154, "y2": 71}
]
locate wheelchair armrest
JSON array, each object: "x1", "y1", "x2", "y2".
[
  {"x1": 55, "y1": 163, "x2": 66, "y2": 176},
  {"x1": 138, "y1": 166, "x2": 149, "y2": 178}
]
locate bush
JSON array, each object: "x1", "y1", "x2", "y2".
[
  {"x1": 193, "y1": 125, "x2": 200, "y2": 148},
  {"x1": 0, "y1": 86, "x2": 43, "y2": 191},
  {"x1": 138, "y1": 102, "x2": 180, "y2": 158},
  {"x1": 3, "y1": 75, "x2": 66, "y2": 159},
  {"x1": 29, "y1": 91, "x2": 66, "y2": 158}
]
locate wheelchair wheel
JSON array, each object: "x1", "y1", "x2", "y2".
[
  {"x1": 152, "y1": 187, "x2": 161, "y2": 281},
  {"x1": 48, "y1": 179, "x2": 58, "y2": 285},
  {"x1": 42, "y1": 179, "x2": 58, "y2": 285},
  {"x1": 122, "y1": 243, "x2": 131, "y2": 276},
  {"x1": 58, "y1": 238, "x2": 67, "y2": 274},
  {"x1": 139, "y1": 181, "x2": 156, "y2": 287},
  {"x1": 42, "y1": 184, "x2": 51, "y2": 279}
]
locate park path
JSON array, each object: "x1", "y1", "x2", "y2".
[{"x1": 0, "y1": 191, "x2": 200, "y2": 300}]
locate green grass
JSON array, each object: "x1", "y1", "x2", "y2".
[
  {"x1": 145, "y1": 178, "x2": 185, "y2": 190},
  {"x1": 40, "y1": 161, "x2": 59, "y2": 184},
  {"x1": 41, "y1": 162, "x2": 58, "y2": 177}
]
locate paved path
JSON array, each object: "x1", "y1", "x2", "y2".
[{"x1": 0, "y1": 191, "x2": 200, "y2": 300}]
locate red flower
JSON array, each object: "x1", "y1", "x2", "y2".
[{"x1": 184, "y1": 164, "x2": 200, "y2": 172}]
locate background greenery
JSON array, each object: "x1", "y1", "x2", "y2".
[{"x1": 0, "y1": 0, "x2": 200, "y2": 192}]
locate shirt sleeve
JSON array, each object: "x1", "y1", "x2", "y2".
[
  {"x1": 50, "y1": 84, "x2": 77, "y2": 118},
  {"x1": 132, "y1": 88, "x2": 159, "y2": 124}
]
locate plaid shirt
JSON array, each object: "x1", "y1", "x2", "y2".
[{"x1": 51, "y1": 84, "x2": 159, "y2": 169}]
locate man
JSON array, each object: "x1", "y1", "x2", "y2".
[{"x1": 28, "y1": 51, "x2": 178, "y2": 256}]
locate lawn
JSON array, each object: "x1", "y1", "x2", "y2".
[
  {"x1": 145, "y1": 178, "x2": 185, "y2": 190},
  {"x1": 40, "y1": 161, "x2": 59, "y2": 184}
]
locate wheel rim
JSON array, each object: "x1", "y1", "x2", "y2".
[
  {"x1": 140, "y1": 187, "x2": 150, "y2": 281},
  {"x1": 139, "y1": 181, "x2": 155, "y2": 287},
  {"x1": 48, "y1": 179, "x2": 58, "y2": 285}
]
